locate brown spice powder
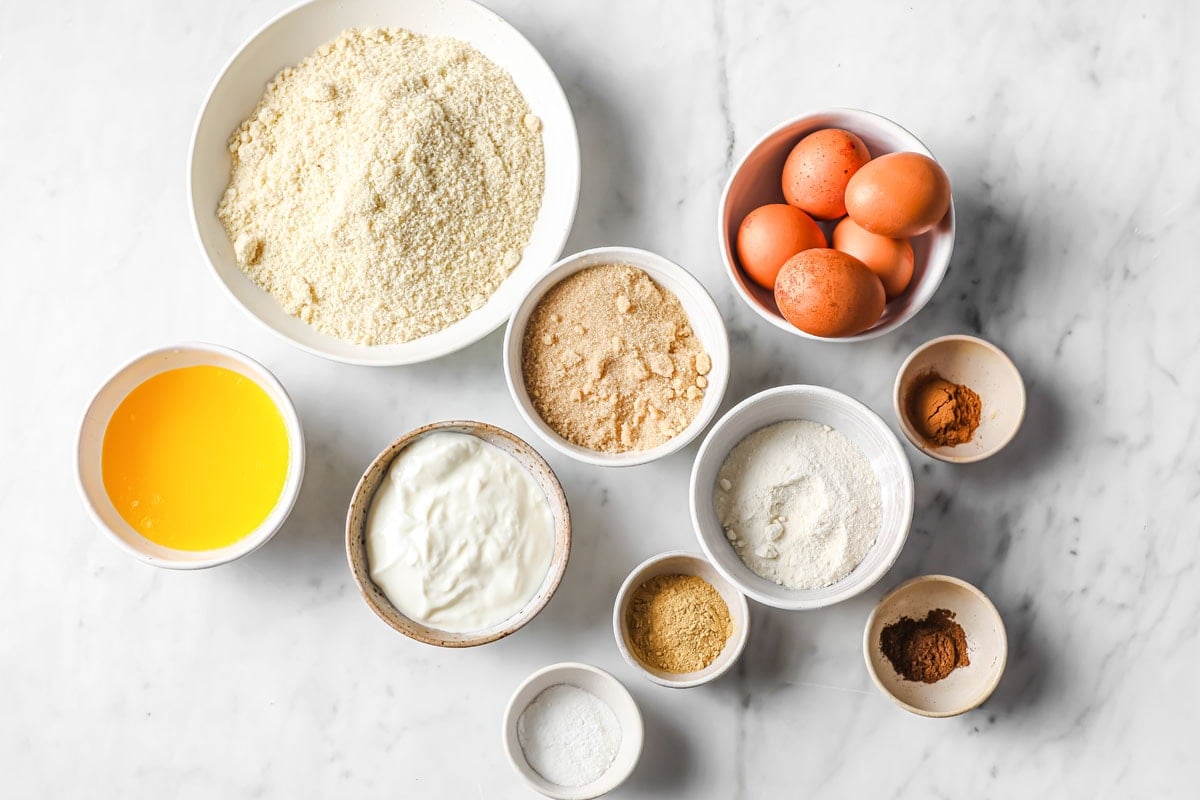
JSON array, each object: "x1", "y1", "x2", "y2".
[
  {"x1": 626, "y1": 574, "x2": 733, "y2": 674},
  {"x1": 521, "y1": 264, "x2": 710, "y2": 453},
  {"x1": 879, "y1": 608, "x2": 970, "y2": 683},
  {"x1": 907, "y1": 371, "x2": 982, "y2": 447}
]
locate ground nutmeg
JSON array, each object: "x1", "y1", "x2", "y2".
[{"x1": 879, "y1": 608, "x2": 970, "y2": 683}]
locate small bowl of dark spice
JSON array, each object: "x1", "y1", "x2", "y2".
[
  {"x1": 613, "y1": 551, "x2": 750, "y2": 688},
  {"x1": 894, "y1": 334, "x2": 1026, "y2": 463},
  {"x1": 864, "y1": 574, "x2": 1007, "y2": 717}
]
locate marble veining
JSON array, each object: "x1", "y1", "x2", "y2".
[{"x1": 2, "y1": 0, "x2": 1196, "y2": 796}]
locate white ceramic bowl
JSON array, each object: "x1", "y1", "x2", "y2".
[
  {"x1": 188, "y1": 0, "x2": 580, "y2": 366},
  {"x1": 345, "y1": 420, "x2": 571, "y2": 647},
  {"x1": 719, "y1": 107, "x2": 955, "y2": 341},
  {"x1": 503, "y1": 662, "x2": 644, "y2": 799},
  {"x1": 613, "y1": 551, "x2": 750, "y2": 688},
  {"x1": 894, "y1": 335, "x2": 1026, "y2": 463},
  {"x1": 689, "y1": 385, "x2": 914, "y2": 610},
  {"x1": 503, "y1": 246, "x2": 730, "y2": 467},
  {"x1": 76, "y1": 343, "x2": 305, "y2": 569},
  {"x1": 864, "y1": 574, "x2": 1008, "y2": 717}
]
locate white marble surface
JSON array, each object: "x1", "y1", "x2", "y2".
[{"x1": 3, "y1": 0, "x2": 1197, "y2": 795}]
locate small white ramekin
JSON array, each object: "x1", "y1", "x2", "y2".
[
  {"x1": 613, "y1": 550, "x2": 750, "y2": 688},
  {"x1": 75, "y1": 342, "x2": 305, "y2": 569},
  {"x1": 503, "y1": 246, "x2": 729, "y2": 467},
  {"x1": 503, "y1": 662, "x2": 643, "y2": 799}
]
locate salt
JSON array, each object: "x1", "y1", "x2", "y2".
[{"x1": 517, "y1": 684, "x2": 621, "y2": 787}]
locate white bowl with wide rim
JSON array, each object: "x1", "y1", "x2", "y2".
[
  {"x1": 75, "y1": 343, "x2": 305, "y2": 569},
  {"x1": 503, "y1": 662, "x2": 643, "y2": 799},
  {"x1": 719, "y1": 107, "x2": 954, "y2": 342},
  {"x1": 689, "y1": 385, "x2": 913, "y2": 610},
  {"x1": 188, "y1": 0, "x2": 580, "y2": 366},
  {"x1": 503, "y1": 246, "x2": 730, "y2": 467}
]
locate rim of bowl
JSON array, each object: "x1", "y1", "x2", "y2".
[
  {"x1": 689, "y1": 384, "x2": 914, "y2": 610},
  {"x1": 502, "y1": 661, "x2": 644, "y2": 799},
  {"x1": 502, "y1": 246, "x2": 731, "y2": 467},
  {"x1": 344, "y1": 420, "x2": 571, "y2": 647},
  {"x1": 186, "y1": 0, "x2": 581, "y2": 366},
  {"x1": 717, "y1": 106, "x2": 955, "y2": 343},
  {"x1": 75, "y1": 342, "x2": 306, "y2": 570},
  {"x1": 893, "y1": 334, "x2": 1027, "y2": 464},
  {"x1": 611, "y1": 550, "x2": 750, "y2": 688},
  {"x1": 862, "y1": 573, "x2": 1009, "y2": 717}
]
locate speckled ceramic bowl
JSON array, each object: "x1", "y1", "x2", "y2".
[
  {"x1": 894, "y1": 335, "x2": 1026, "y2": 463},
  {"x1": 864, "y1": 574, "x2": 1007, "y2": 717},
  {"x1": 345, "y1": 420, "x2": 571, "y2": 646}
]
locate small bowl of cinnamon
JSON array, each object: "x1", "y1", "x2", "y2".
[
  {"x1": 893, "y1": 334, "x2": 1025, "y2": 463},
  {"x1": 863, "y1": 574, "x2": 1007, "y2": 717}
]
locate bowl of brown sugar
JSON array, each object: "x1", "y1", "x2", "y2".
[
  {"x1": 504, "y1": 247, "x2": 730, "y2": 467},
  {"x1": 612, "y1": 551, "x2": 750, "y2": 688},
  {"x1": 864, "y1": 574, "x2": 1007, "y2": 717}
]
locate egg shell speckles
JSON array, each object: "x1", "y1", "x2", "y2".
[
  {"x1": 773, "y1": 249, "x2": 886, "y2": 338},
  {"x1": 781, "y1": 129, "x2": 871, "y2": 220},
  {"x1": 832, "y1": 217, "x2": 915, "y2": 299}
]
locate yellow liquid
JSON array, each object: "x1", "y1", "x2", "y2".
[{"x1": 101, "y1": 365, "x2": 290, "y2": 551}]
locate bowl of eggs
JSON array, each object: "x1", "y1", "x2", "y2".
[{"x1": 719, "y1": 108, "x2": 955, "y2": 341}]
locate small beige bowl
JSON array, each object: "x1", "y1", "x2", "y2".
[
  {"x1": 864, "y1": 574, "x2": 1007, "y2": 717},
  {"x1": 894, "y1": 334, "x2": 1026, "y2": 463},
  {"x1": 503, "y1": 662, "x2": 644, "y2": 799},
  {"x1": 345, "y1": 420, "x2": 571, "y2": 647},
  {"x1": 613, "y1": 551, "x2": 750, "y2": 688}
]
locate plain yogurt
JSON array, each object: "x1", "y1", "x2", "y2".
[{"x1": 366, "y1": 432, "x2": 555, "y2": 632}]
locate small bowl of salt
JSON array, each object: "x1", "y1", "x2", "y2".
[{"x1": 503, "y1": 662, "x2": 643, "y2": 799}]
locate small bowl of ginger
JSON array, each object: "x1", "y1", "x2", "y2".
[{"x1": 894, "y1": 334, "x2": 1026, "y2": 463}]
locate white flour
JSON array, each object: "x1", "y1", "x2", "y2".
[
  {"x1": 714, "y1": 420, "x2": 881, "y2": 589},
  {"x1": 517, "y1": 684, "x2": 620, "y2": 787}
]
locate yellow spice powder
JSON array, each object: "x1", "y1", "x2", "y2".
[{"x1": 626, "y1": 574, "x2": 733, "y2": 673}]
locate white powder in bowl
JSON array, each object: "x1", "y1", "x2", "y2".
[
  {"x1": 517, "y1": 684, "x2": 620, "y2": 787},
  {"x1": 218, "y1": 27, "x2": 545, "y2": 345},
  {"x1": 714, "y1": 420, "x2": 882, "y2": 589}
]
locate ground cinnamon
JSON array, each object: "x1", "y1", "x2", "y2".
[
  {"x1": 907, "y1": 371, "x2": 981, "y2": 447},
  {"x1": 879, "y1": 608, "x2": 969, "y2": 683}
]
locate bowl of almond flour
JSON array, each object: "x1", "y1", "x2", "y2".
[{"x1": 188, "y1": 0, "x2": 579, "y2": 365}]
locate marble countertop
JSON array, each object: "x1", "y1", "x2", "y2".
[{"x1": 3, "y1": 0, "x2": 1196, "y2": 795}]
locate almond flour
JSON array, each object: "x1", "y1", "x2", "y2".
[
  {"x1": 217, "y1": 27, "x2": 545, "y2": 345},
  {"x1": 521, "y1": 264, "x2": 710, "y2": 453}
]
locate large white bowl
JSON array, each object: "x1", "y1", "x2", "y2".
[
  {"x1": 503, "y1": 247, "x2": 730, "y2": 467},
  {"x1": 503, "y1": 662, "x2": 643, "y2": 799},
  {"x1": 76, "y1": 343, "x2": 306, "y2": 569},
  {"x1": 188, "y1": 0, "x2": 580, "y2": 366},
  {"x1": 719, "y1": 108, "x2": 955, "y2": 342},
  {"x1": 689, "y1": 385, "x2": 914, "y2": 610}
]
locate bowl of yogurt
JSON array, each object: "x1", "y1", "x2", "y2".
[{"x1": 346, "y1": 420, "x2": 571, "y2": 646}]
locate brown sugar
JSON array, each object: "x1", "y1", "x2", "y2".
[
  {"x1": 521, "y1": 264, "x2": 709, "y2": 453},
  {"x1": 879, "y1": 608, "x2": 970, "y2": 683},
  {"x1": 907, "y1": 371, "x2": 982, "y2": 447}
]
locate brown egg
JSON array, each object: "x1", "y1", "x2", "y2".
[
  {"x1": 774, "y1": 249, "x2": 886, "y2": 337},
  {"x1": 832, "y1": 217, "x2": 914, "y2": 299},
  {"x1": 736, "y1": 204, "x2": 827, "y2": 290},
  {"x1": 781, "y1": 129, "x2": 871, "y2": 220},
  {"x1": 844, "y1": 151, "x2": 951, "y2": 237}
]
